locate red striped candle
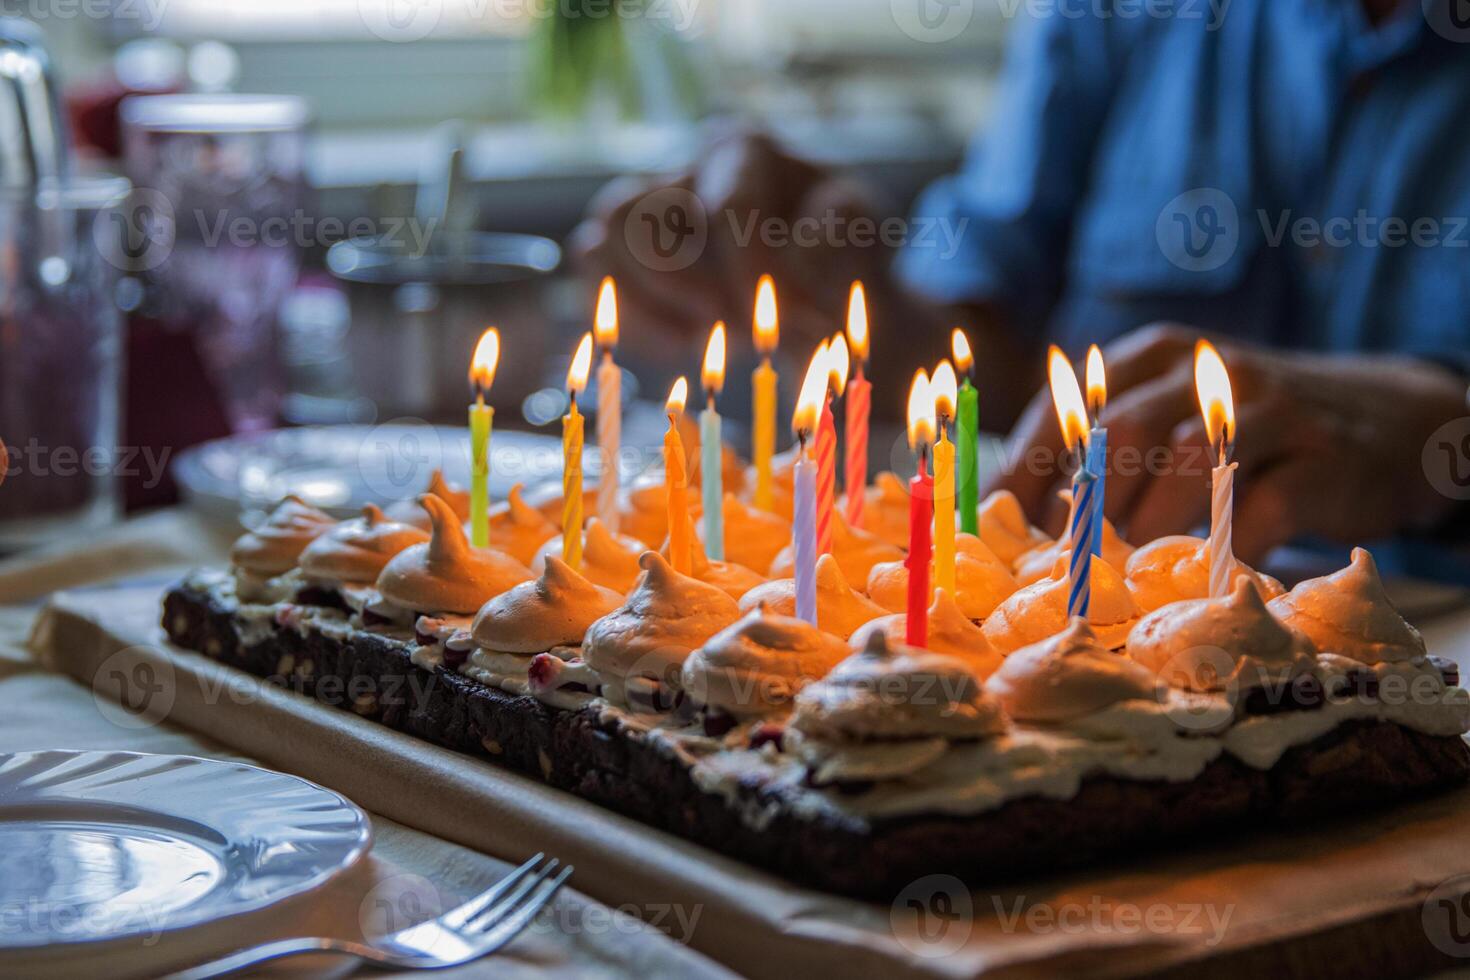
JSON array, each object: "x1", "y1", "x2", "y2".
[
  {"x1": 843, "y1": 283, "x2": 871, "y2": 528},
  {"x1": 816, "y1": 395, "x2": 836, "y2": 554},
  {"x1": 844, "y1": 369, "x2": 870, "y2": 528}
]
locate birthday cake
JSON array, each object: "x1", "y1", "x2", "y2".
[
  {"x1": 163, "y1": 468, "x2": 1470, "y2": 898},
  {"x1": 161, "y1": 318, "x2": 1470, "y2": 898}
]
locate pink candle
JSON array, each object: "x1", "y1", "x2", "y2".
[
  {"x1": 792, "y1": 350, "x2": 829, "y2": 626},
  {"x1": 843, "y1": 282, "x2": 871, "y2": 528},
  {"x1": 816, "y1": 395, "x2": 836, "y2": 554}
]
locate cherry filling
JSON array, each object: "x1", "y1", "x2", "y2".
[
  {"x1": 361, "y1": 609, "x2": 392, "y2": 627},
  {"x1": 1431, "y1": 656, "x2": 1459, "y2": 688},
  {"x1": 626, "y1": 677, "x2": 679, "y2": 714},
  {"x1": 701, "y1": 709, "x2": 737, "y2": 738},
  {"x1": 748, "y1": 722, "x2": 785, "y2": 752},
  {"x1": 442, "y1": 646, "x2": 469, "y2": 670}
]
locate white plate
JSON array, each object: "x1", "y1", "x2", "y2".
[{"x1": 0, "y1": 750, "x2": 371, "y2": 952}]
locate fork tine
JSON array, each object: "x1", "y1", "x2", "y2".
[
  {"x1": 439, "y1": 852, "x2": 544, "y2": 930},
  {"x1": 462, "y1": 857, "x2": 560, "y2": 933},
  {"x1": 470, "y1": 865, "x2": 574, "y2": 955}
]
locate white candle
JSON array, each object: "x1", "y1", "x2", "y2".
[
  {"x1": 1194, "y1": 341, "x2": 1237, "y2": 599},
  {"x1": 594, "y1": 277, "x2": 621, "y2": 534}
]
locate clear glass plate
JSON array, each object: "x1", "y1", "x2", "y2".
[{"x1": 0, "y1": 750, "x2": 371, "y2": 951}]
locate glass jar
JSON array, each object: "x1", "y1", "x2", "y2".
[{"x1": 0, "y1": 176, "x2": 130, "y2": 551}]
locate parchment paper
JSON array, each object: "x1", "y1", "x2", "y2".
[{"x1": 31, "y1": 585, "x2": 1470, "y2": 980}]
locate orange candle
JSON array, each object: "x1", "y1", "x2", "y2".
[
  {"x1": 752, "y1": 276, "x2": 779, "y2": 511},
  {"x1": 562, "y1": 333, "x2": 593, "y2": 571}
]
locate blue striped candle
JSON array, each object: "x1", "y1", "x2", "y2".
[
  {"x1": 1085, "y1": 425, "x2": 1107, "y2": 560},
  {"x1": 1067, "y1": 468, "x2": 1097, "y2": 619}
]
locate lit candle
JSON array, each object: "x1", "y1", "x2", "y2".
[
  {"x1": 594, "y1": 277, "x2": 622, "y2": 534},
  {"x1": 1048, "y1": 346, "x2": 1094, "y2": 619},
  {"x1": 752, "y1": 275, "x2": 779, "y2": 511},
  {"x1": 1194, "y1": 340, "x2": 1237, "y2": 598},
  {"x1": 953, "y1": 329, "x2": 980, "y2": 536},
  {"x1": 931, "y1": 359, "x2": 958, "y2": 596},
  {"x1": 562, "y1": 332, "x2": 593, "y2": 572},
  {"x1": 791, "y1": 350, "x2": 828, "y2": 625},
  {"x1": 467, "y1": 327, "x2": 499, "y2": 548},
  {"x1": 816, "y1": 334, "x2": 847, "y2": 554},
  {"x1": 665, "y1": 377, "x2": 693, "y2": 574},
  {"x1": 1084, "y1": 343, "x2": 1108, "y2": 561},
  {"x1": 905, "y1": 369, "x2": 936, "y2": 648},
  {"x1": 843, "y1": 282, "x2": 872, "y2": 529},
  {"x1": 700, "y1": 323, "x2": 727, "y2": 560}
]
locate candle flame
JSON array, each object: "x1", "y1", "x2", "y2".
[
  {"x1": 469, "y1": 327, "x2": 500, "y2": 393},
  {"x1": 753, "y1": 275, "x2": 778, "y2": 354},
  {"x1": 594, "y1": 276, "x2": 619, "y2": 347},
  {"x1": 1085, "y1": 343, "x2": 1106, "y2": 418},
  {"x1": 827, "y1": 333, "x2": 850, "y2": 396},
  {"x1": 951, "y1": 328, "x2": 973, "y2": 374},
  {"x1": 907, "y1": 368, "x2": 935, "y2": 451},
  {"x1": 931, "y1": 358, "x2": 958, "y2": 423},
  {"x1": 566, "y1": 332, "x2": 593, "y2": 396},
  {"x1": 845, "y1": 281, "x2": 869, "y2": 361},
  {"x1": 792, "y1": 343, "x2": 829, "y2": 437},
  {"x1": 1047, "y1": 345, "x2": 1090, "y2": 453},
  {"x1": 1194, "y1": 339, "x2": 1235, "y2": 451},
  {"x1": 666, "y1": 376, "x2": 688, "y2": 416},
  {"x1": 702, "y1": 322, "x2": 727, "y2": 396}
]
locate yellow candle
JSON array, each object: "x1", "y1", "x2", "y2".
[
  {"x1": 562, "y1": 333, "x2": 593, "y2": 571},
  {"x1": 468, "y1": 328, "x2": 499, "y2": 549},
  {"x1": 752, "y1": 275, "x2": 778, "y2": 511},
  {"x1": 931, "y1": 360, "x2": 959, "y2": 596},
  {"x1": 665, "y1": 377, "x2": 692, "y2": 574}
]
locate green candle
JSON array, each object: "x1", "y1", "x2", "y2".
[{"x1": 952, "y1": 329, "x2": 979, "y2": 535}]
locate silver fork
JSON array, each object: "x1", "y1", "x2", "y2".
[{"x1": 168, "y1": 853, "x2": 571, "y2": 979}]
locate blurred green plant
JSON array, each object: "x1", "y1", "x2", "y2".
[{"x1": 527, "y1": 0, "x2": 704, "y2": 122}]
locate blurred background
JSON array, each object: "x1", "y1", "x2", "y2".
[{"x1": 0, "y1": 0, "x2": 1002, "y2": 549}]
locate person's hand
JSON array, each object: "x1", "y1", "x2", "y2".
[
  {"x1": 569, "y1": 130, "x2": 898, "y2": 365},
  {"x1": 992, "y1": 323, "x2": 1469, "y2": 562}
]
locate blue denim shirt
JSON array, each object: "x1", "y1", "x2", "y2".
[{"x1": 898, "y1": 0, "x2": 1470, "y2": 364}]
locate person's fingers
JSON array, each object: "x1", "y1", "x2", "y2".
[
  {"x1": 575, "y1": 175, "x2": 730, "y2": 332},
  {"x1": 1096, "y1": 364, "x2": 1198, "y2": 533},
  {"x1": 1231, "y1": 456, "x2": 1326, "y2": 564},
  {"x1": 1123, "y1": 415, "x2": 1215, "y2": 543},
  {"x1": 1097, "y1": 322, "x2": 1200, "y2": 394}
]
